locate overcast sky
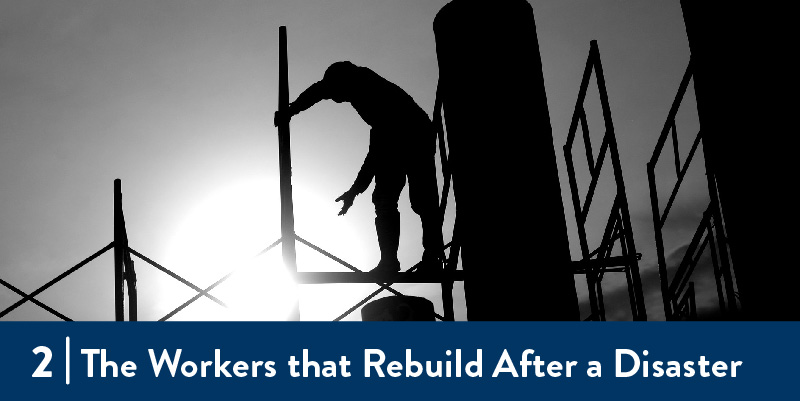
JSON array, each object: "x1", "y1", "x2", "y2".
[{"x1": 0, "y1": 1, "x2": 715, "y2": 321}]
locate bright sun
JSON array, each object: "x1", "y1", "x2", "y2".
[
  {"x1": 160, "y1": 177, "x2": 373, "y2": 321},
  {"x1": 163, "y1": 178, "x2": 296, "y2": 321}
]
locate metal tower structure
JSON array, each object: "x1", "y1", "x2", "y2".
[
  {"x1": 647, "y1": 60, "x2": 737, "y2": 320},
  {"x1": 563, "y1": 41, "x2": 646, "y2": 321}
]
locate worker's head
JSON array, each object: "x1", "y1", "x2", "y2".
[{"x1": 324, "y1": 61, "x2": 358, "y2": 103}]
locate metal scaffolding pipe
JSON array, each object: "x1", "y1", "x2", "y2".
[{"x1": 278, "y1": 26, "x2": 300, "y2": 320}]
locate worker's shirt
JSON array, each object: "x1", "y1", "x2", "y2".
[
  {"x1": 296, "y1": 64, "x2": 432, "y2": 149},
  {"x1": 290, "y1": 63, "x2": 434, "y2": 193}
]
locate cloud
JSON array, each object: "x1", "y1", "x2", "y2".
[
  {"x1": 585, "y1": 238, "x2": 732, "y2": 321},
  {"x1": 577, "y1": 259, "x2": 664, "y2": 321},
  {"x1": 662, "y1": 242, "x2": 730, "y2": 320}
]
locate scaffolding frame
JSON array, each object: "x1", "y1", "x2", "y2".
[
  {"x1": 647, "y1": 59, "x2": 737, "y2": 320},
  {"x1": 563, "y1": 41, "x2": 646, "y2": 321}
]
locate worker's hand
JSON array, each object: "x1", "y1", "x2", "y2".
[
  {"x1": 273, "y1": 108, "x2": 291, "y2": 127},
  {"x1": 335, "y1": 190, "x2": 357, "y2": 216}
]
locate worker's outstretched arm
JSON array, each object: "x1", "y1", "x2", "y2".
[
  {"x1": 336, "y1": 145, "x2": 376, "y2": 216},
  {"x1": 274, "y1": 80, "x2": 328, "y2": 126}
]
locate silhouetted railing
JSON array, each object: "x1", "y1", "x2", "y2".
[
  {"x1": 0, "y1": 179, "x2": 220, "y2": 322},
  {"x1": 0, "y1": 178, "x2": 281, "y2": 321},
  {"x1": 564, "y1": 40, "x2": 646, "y2": 321},
  {"x1": 0, "y1": 243, "x2": 113, "y2": 321},
  {"x1": 647, "y1": 59, "x2": 737, "y2": 320}
]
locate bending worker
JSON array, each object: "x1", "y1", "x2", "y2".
[{"x1": 274, "y1": 61, "x2": 443, "y2": 274}]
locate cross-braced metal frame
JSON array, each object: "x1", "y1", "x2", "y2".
[
  {"x1": 0, "y1": 178, "x2": 232, "y2": 322},
  {"x1": 564, "y1": 41, "x2": 646, "y2": 321},
  {"x1": 0, "y1": 176, "x2": 465, "y2": 321},
  {"x1": 647, "y1": 59, "x2": 737, "y2": 320}
]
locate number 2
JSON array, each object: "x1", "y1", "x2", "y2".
[{"x1": 32, "y1": 346, "x2": 52, "y2": 378}]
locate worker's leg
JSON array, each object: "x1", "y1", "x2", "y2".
[
  {"x1": 371, "y1": 167, "x2": 406, "y2": 273},
  {"x1": 407, "y1": 151, "x2": 444, "y2": 271}
]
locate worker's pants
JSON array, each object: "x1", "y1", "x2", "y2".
[{"x1": 372, "y1": 149, "x2": 443, "y2": 265}]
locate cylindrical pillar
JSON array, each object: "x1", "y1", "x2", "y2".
[{"x1": 433, "y1": 0, "x2": 579, "y2": 320}]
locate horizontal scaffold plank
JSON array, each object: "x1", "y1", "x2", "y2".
[
  {"x1": 296, "y1": 254, "x2": 640, "y2": 284},
  {"x1": 295, "y1": 271, "x2": 465, "y2": 284}
]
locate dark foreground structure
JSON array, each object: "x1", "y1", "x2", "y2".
[
  {"x1": 433, "y1": 0, "x2": 579, "y2": 320},
  {"x1": 679, "y1": 3, "x2": 798, "y2": 320}
]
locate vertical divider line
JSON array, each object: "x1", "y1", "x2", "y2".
[{"x1": 65, "y1": 336, "x2": 70, "y2": 385}]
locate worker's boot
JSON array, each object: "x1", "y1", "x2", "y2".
[
  {"x1": 416, "y1": 250, "x2": 443, "y2": 274},
  {"x1": 370, "y1": 211, "x2": 401, "y2": 274},
  {"x1": 415, "y1": 212, "x2": 444, "y2": 274}
]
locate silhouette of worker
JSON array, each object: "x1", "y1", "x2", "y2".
[{"x1": 274, "y1": 61, "x2": 443, "y2": 274}]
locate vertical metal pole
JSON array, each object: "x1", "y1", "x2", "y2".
[
  {"x1": 126, "y1": 255, "x2": 137, "y2": 321},
  {"x1": 707, "y1": 223, "x2": 727, "y2": 314},
  {"x1": 648, "y1": 62, "x2": 693, "y2": 321},
  {"x1": 278, "y1": 26, "x2": 300, "y2": 320},
  {"x1": 441, "y1": 222, "x2": 459, "y2": 322},
  {"x1": 434, "y1": 95, "x2": 455, "y2": 321},
  {"x1": 127, "y1": 278, "x2": 137, "y2": 321},
  {"x1": 113, "y1": 179, "x2": 125, "y2": 321},
  {"x1": 564, "y1": 45, "x2": 600, "y2": 320},
  {"x1": 441, "y1": 281, "x2": 454, "y2": 321},
  {"x1": 706, "y1": 170, "x2": 737, "y2": 314}
]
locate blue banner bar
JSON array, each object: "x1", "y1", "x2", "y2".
[{"x1": 0, "y1": 322, "x2": 795, "y2": 399}]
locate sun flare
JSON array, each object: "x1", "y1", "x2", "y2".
[
  {"x1": 162, "y1": 178, "x2": 296, "y2": 320},
  {"x1": 159, "y1": 177, "x2": 373, "y2": 321}
]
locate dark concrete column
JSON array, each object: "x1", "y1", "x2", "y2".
[{"x1": 433, "y1": 0, "x2": 579, "y2": 320}]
